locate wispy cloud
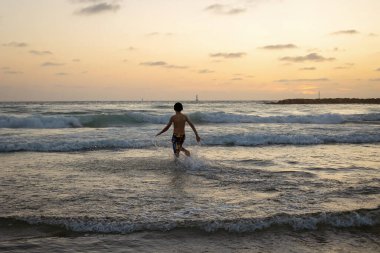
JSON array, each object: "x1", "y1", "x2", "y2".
[
  {"x1": 335, "y1": 63, "x2": 354, "y2": 69},
  {"x1": 369, "y1": 78, "x2": 380, "y2": 82},
  {"x1": 2, "y1": 41, "x2": 28, "y2": 47},
  {"x1": 140, "y1": 61, "x2": 188, "y2": 69},
  {"x1": 146, "y1": 32, "x2": 160, "y2": 36},
  {"x1": 56, "y1": 72, "x2": 69, "y2": 76},
  {"x1": 198, "y1": 69, "x2": 214, "y2": 74},
  {"x1": 29, "y1": 50, "x2": 52, "y2": 56},
  {"x1": 2, "y1": 67, "x2": 23, "y2": 74},
  {"x1": 141, "y1": 61, "x2": 167, "y2": 66},
  {"x1": 41, "y1": 62, "x2": 65, "y2": 67},
  {"x1": 75, "y1": 2, "x2": 121, "y2": 15},
  {"x1": 259, "y1": 44, "x2": 297, "y2": 50},
  {"x1": 327, "y1": 47, "x2": 346, "y2": 52},
  {"x1": 375, "y1": 68, "x2": 380, "y2": 72},
  {"x1": 3, "y1": 71, "x2": 23, "y2": 75},
  {"x1": 330, "y1": 29, "x2": 359, "y2": 35},
  {"x1": 165, "y1": 65, "x2": 188, "y2": 69},
  {"x1": 145, "y1": 32, "x2": 174, "y2": 37},
  {"x1": 126, "y1": 46, "x2": 136, "y2": 51},
  {"x1": 72, "y1": 58, "x2": 81, "y2": 62},
  {"x1": 368, "y1": 33, "x2": 378, "y2": 37},
  {"x1": 210, "y1": 52, "x2": 246, "y2": 59},
  {"x1": 307, "y1": 48, "x2": 322, "y2": 53},
  {"x1": 205, "y1": 4, "x2": 246, "y2": 15},
  {"x1": 276, "y1": 78, "x2": 329, "y2": 82},
  {"x1": 279, "y1": 53, "x2": 335, "y2": 63},
  {"x1": 299, "y1": 67, "x2": 316, "y2": 71}
]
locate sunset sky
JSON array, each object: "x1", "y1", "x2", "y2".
[{"x1": 1, "y1": 0, "x2": 380, "y2": 101}]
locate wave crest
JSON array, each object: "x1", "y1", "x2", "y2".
[
  {"x1": 1, "y1": 132, "x2": 380, "y2": 152},
  {"x1": 0, "y1": 115, "x2": 82, "y2": 128},
  {"x1": 1, "y1": 112, "x2": 380, "y2": 129},
  {"x1": 3, "y1": 207, "x2": 379, "y2": 234}
]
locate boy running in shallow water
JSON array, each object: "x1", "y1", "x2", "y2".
[{"x1": 156, "y1": 102, "x2": 201, "y2": 157}]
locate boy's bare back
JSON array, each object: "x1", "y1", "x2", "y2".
[
  {"x1": 156, "y1": 102, "x2": 201, "y2": 157},
  {"x1": 171, "y1": 113, "x2": 188, "y2": 136}
]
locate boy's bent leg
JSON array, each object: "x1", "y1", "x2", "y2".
[{"x1": 181, "y1": 147, "x2": 190, "y2": 156}]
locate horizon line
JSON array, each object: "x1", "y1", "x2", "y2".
[{"x1": 0, "y1": 97, "x2": 379, "y2": 103}]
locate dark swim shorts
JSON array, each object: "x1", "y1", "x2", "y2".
[{"x1": 172, "y1": 134, "x2": 185, "y2": 154}]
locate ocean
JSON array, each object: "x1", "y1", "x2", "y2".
[{"x1": 0, "y1": 101, "x2": 379, "y2": 252}]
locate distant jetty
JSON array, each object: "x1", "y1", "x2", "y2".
[{"x1": 272, "y1": 98, "x2": 380, "y2": 104}]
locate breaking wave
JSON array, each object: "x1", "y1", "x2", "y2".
[
  {"x1": 188, "y1": 112, "x2": 380, "y2": 124},
  {"x1": 2, "y1": 207, "x2": 379, "y2": 234},
  {"x1": 1, "y1": 132, "x2": 379, "y2": 152},
  {"x1": 1, "y1": 112, "x2": 380, "y2": 128}
]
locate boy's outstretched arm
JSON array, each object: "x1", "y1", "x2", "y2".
[
  {"x1": 186, "y1": 116, "x2": 201, "y2": 143},
  {"x1": 156, "y1": 117, "x2": 173, "y2": 136}
]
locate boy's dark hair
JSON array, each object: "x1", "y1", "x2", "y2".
[{"x1": 174, "y1": 102, "x2": 183, "y2": 112}]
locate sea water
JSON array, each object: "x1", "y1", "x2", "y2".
[{"x1": 0, "y1": 101, "x2": 379, "y2": 252}]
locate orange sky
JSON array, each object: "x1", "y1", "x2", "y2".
[{"x1": 1, "y1": 0, "x2": 379, "y2": 101}]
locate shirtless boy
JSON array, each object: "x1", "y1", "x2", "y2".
[{"x1": 156, "y1": 102, "x2": 201, "y2": 157}]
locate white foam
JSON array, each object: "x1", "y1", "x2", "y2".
[
  {"x1": 0, "y1": 115, "x2": 82, "y2": 128},
  {"x1": 1, "y1": 112, "x2": 380, "y2": 128},
  {"x1": 0, "y1": 139, "x2": 148, "y2": 152},
  {"x1": 176, "y1": 154, "x2": 209, "y2": 171},
  {"x1": 189, "y1": 112, "x2": 380, "y2": 124},
  {"x1": 1, "y1": 132, "x2": 380, "y2": 152},
  {"x1": 11, "y1": 207, "x2": 380, "y2": 234},
  {"x1": 204, "y1": 133, "x2": 380, "y2": 146}
]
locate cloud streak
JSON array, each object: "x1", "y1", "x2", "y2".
[
  {"x1": 259, "y1": 44, "x2": 297, "y2": 50},
  {"x1": 209, "y1": 52, "x2": 246, "y2": 59},
  {"x1": 29, "y1": 50, "x2": 52, "y2": 56},
  {"x1": 165, "y1": 65, "x2": 188, "y2": 69},
  {"x1": 299, "y1": 67, "x2": 316, "y2": 71},
  {"x1": 276, "y1": 78, "x2": 329, "y2": 83},
  {"x1": 330, "y1": 30, "x2": 359, "y2": 35},
  {"x1": 75, "y1": 2, "x2": 121, "y2": 15},
  {"x1": 279, "y1": 53, "x2": 335, "y2": 63},
  {"x1": 198, "y1": 69, "x2": 214, "y2": 74},
  {"x1": 140, "y1": 61, "x2": 188, "y2": 69},
  {"x1": 2, "y1": 67, "x2": 23, "y2": 75},
  {"x1": 205, "y1": 4, "x2": 246, "y2": 15},
  {"x1": 4, "y1": 71, "x2": 23, "y2": 75},
  {"x1": 334, "y1": 66, "x2": 348, "y2": 70},
  {"x1": 56, "y1": 72, "x2": 69, "y2": 76},
  {"x1": 145, "y1": 32, "x2": 174, "y2": 37},
  {"x1": 140, "y1": 61, "x2": 167, "y2": 66},
  {"x1": 41, "y1": 62, "x2": 65, "y2": 67},
  {"x1": 3, "y1": 41, "x2": 28, "y2": 47}
]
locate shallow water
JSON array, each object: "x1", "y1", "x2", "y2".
[{"x1": 0, "y1": 101, "x2": 379, "y2": 251}]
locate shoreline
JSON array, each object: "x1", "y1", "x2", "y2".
[
  {"x1": 272, "y1": 98, "x2": 380, "y2": 104},
  {"x1": 1, "y1": 224, "x2": 379, "y2": 253}
]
